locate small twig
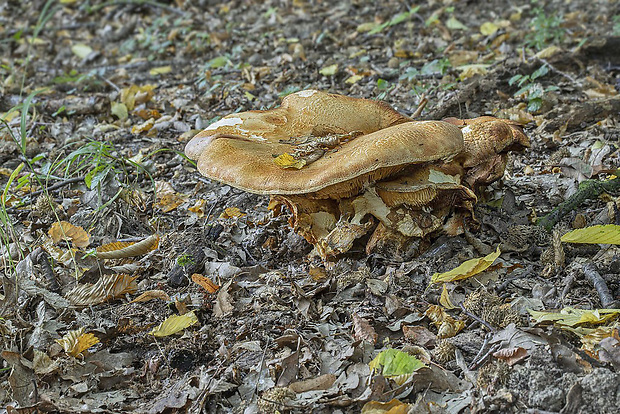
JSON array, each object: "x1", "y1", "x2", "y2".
[
  {"x1": 27, "y1": 176, "x2": 85, "y2": 199},
  {"x1": 459, "y1": 302, "x2": 496, "y2": 333},
  {"x1": 582, "y1": 262, "x2": 619, "y2": 308},
  {"x1": 496, "y1": 265, "x2": 534, "y2": 293},
  {"x1": 536, "y1": 57, "x2": 579, "y2": 85}
]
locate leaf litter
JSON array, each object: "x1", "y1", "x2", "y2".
[{"x1": 0, "y1": 0, "x2": 619, "y2": 413}]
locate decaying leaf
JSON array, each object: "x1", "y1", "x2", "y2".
[
  {"x1": 425, "y1": 305, "x2": 465, "y2": 338},
  {"x1": 440, "y1": 283, "x2": 458, "y2": 309},
  {"x1": 369, "y1": 349, "x2": 426, "y2": 381},
  {"x1": 150, "y1": 311, "x2": 199, "y2": 337},
  {"x1": 288, "y1": 374, "x2": 337, "y2": 393},
  {"x1": 402, "y1": 325, "x2": 437, "y2": 348},
  {"x1": 528, "y1": 307, "x2": 620, "y2": 327},
  {"x1": 49, "y1": 221, "x2": 90, "y2": 248},
  {"x1": 561, "y1": 225, "x2": 620, "y2": 245},
  {"x1": 56, "y1": 327, "x2": 100, "y2": 358},
  {"x1": 493, "y1": 347, "x2": 528, "y2": 366},
  {"x1": 96, "y1": 234, "x2": 159, "y2": 259},
  {"x1": 131, "y1": 289, "x2": 171, "y2": 303},
  {"x1": 67, "y1": 274, "x2": 138, "y2": 306},
  {"x1": 352, "y1": 313, "x2": 378, "y2": 344},
  {"x1": 431, "y1": 246, "x2": 501, "y2": 283},
  {"x1": 191, "y1": 274, "x2": 220, "y2": 293}
]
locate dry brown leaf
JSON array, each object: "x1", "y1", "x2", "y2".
[
  {"x1": 402, "y1": 325, "x2": 437, "y2": 348},
  {"x1": 352, "y1": 313, "x2": 378, "y2": 344},
  {"x1": 48, "y1": 221, "x2": 90, "y2": 248},
  {"x1": 493, "y1": 347, "x2": 528, "y2": 366},
  {"x1": 131, "y1": 289, "x2": 171, "y2": 303},
  {"x1": 188, "y1": 199, "x2": 208, "y2": 217},
  {"x1": 214, "y1": 280, "x2": 234, "y2": 317},
  {"x1": 191, "y1": 274, "x2": 220, "y2": 293},
  {"x1": 288, "y1": 374, "x2": 337, "y2": 393},
  {"x1": 67, "y1": 274, "x2": 138, "y2": 306},
  {"x1": 56, "y1": 327, "x2": 100, "y2": 358},
  {"x1": 96, "y1": 234, "x2": 159, "y2": 259}
]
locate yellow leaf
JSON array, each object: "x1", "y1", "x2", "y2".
[
  {"x1": 149, "y1": 66, "x2": 172, "y2": 75},
  {"x1": 110, "y1": 101, "x2": 128, "y2": 120},
  {"x1": 346, "y1": 74, "x2": 364, "y2": 84},
  {"x1": 528, "y1": 307, "x2": 620, "y2": 327},
  {"x1": 431, "y1": 246, "x2": 501, "y2": 283},
  {"x1": 71, "y1": 43, "x2": 93, "y2": 59},
  {"x1": 56, "y1": 328, "x2": 100, "y2": 358},
  {"x1": 131, "y1": 118, "x2": 155, "y2": 134},
  {"x1": 439, "y1": 284, "x2": 457, "y2": 309},
  {"x1": 561, "y1": 225, "x2": 620, "y2": 245},
  {"x1": 458, "y1": 64, "x2": 490, "y2": 80},
  {"x1": 535, "y1": 45, "x2": 562, "y2": 59},
  {"x1": 219, "y1": 207, "x2": 245, "y2": 219},
  {"x1": 361, "y1": 399, "x2": 411, "y2": 414},
  {"x1": 150, "y1": 311, "x2": 199, "y2": 337},
  {"x1": 480, "y1": 22, "x2": 499, "y2": 36},
  {"x1": 273, "y1": 153, "x2": 307, "y2": 169},
  {"x1": 319, "y1": 64, "x2": 338, "y2": 76},
  {"x1": 49, "y1": 221, "x2": 90, "y2": 248}
]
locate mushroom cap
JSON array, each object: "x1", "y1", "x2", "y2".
[
  {"x1": 186, "y1": 90, "x2": 464, "y2": 197},
  {"x1": 442, "y1": 116, "x2": 530, "y2": 167}
]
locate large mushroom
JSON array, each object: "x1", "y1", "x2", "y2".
[{"x1": 185, "y1": 90, "x2": 529, "y2": 261}]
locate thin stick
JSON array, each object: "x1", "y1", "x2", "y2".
[{"x1": 582, "y1": 262, "x2": 619, "y2": 308}]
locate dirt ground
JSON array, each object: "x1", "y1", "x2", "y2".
[{"x1": 1, "y1": 0, "x2": 619, "y2": 413}]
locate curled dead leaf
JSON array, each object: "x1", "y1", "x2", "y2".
[
  {"x1": 56, "y1": 327, "x2": 100, "y2": 358},
  {"x1": 96, "y1": 234, "x2": 159, "y2": 259}
]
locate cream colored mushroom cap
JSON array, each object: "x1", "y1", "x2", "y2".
[{"x1": 187, "y1": 119, "x2": 464, "y2": 196}]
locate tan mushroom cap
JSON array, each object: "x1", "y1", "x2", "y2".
[
  {"x1": 443, "y1": 116, "x2": 530, "y2": 167},
  {"x1": 186, "y1": 89, "x2": 411, "y2": 160},
  {"x1": 186, "y1": 90, "x2": 464, "y2": 198}
]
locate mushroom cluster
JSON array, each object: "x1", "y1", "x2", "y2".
[{"x1": 186, "y1": 90, "x2": 529, "y2": 261}]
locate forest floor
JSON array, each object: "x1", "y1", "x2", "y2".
[{"x1": 0, "y1": 0, "x2": 619, "y2": 413}]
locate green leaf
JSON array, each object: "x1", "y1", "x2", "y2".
[
  {"x1": 508, "y1": 75, "x2": 523, "y2": 86},
  {"x1": 531, "y1": 64, "x2": 549, "y2": 80},
  {"x1": 369, "y1": 349, "x2": 426, "y2": 377}
]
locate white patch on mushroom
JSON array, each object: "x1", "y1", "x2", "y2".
[
  {"x1": 462, "y1": 125, "x2": 472, "y2": 135},
  {"x1": 205, "y1": 117, "x2": 243, "y2": 130},
  {"x1": 296, "y1": 89, "x2": 318, "y2": 98},
  {"x1": 428, "y1": 168, "x2": 460, "y2": 184}
]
